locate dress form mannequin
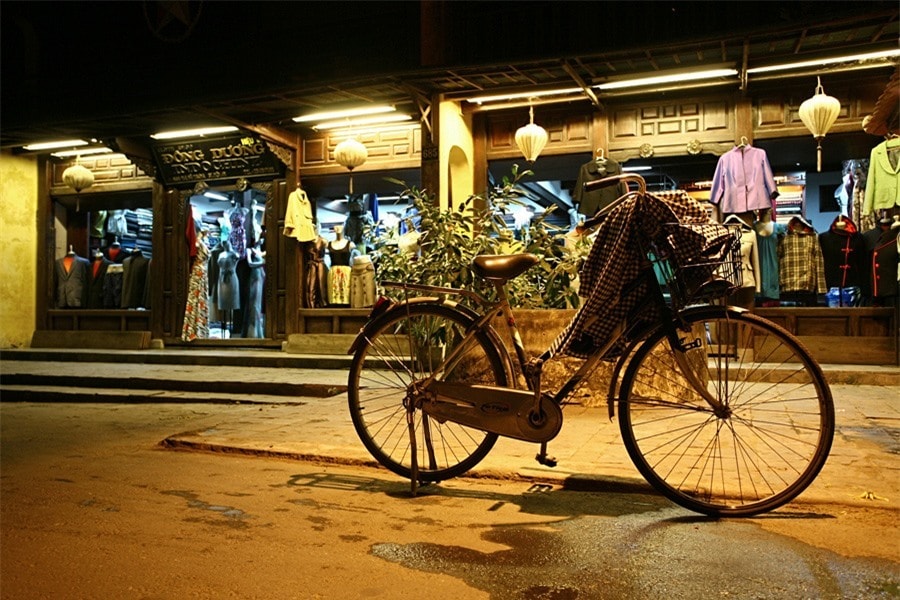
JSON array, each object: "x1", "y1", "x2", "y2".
[{"x1": 327, "y1": 225, "x2": 356, "y2": 306}]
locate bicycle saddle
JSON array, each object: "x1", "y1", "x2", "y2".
[{"x1": 472, "y1": 254, "x2": 539, "y2": 281}]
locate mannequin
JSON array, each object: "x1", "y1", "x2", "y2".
[
  {"x1": 754, "y1": 208, "x2": 786, "y2": 305},
  {"x1": 242, "y1": 242, "x2": 266, "y2": 338},
  {"x1": 216, "y1": 240, "x2": 240, "y2": 337},
  {"x1": 182, "y1": 230, "x2": 210, "y2": 341},
  {"x1": 724, "y1": 214, "x2": 760, "y2": 309},
  {"x1": 55, "y1": 247, "x2": 90, "y2": 308},
  {"x1": 327, "y1": 225, "x2": 356, "y2": 306},
  {"x1": 305, "y1": 233, "x2": 329, "y2": 308}
]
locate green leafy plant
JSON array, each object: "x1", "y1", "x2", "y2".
[{"x1": 371, "y1": 165, "x2": 589, "y2": 309}]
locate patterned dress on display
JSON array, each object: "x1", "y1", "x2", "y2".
[{"x1": 181, "y1": 240, "x2": 210, "y2": 341}]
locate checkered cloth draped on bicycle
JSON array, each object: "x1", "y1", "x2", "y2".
[{"x1": 552, "y1": 190, "x2": 729, "y2": 360}]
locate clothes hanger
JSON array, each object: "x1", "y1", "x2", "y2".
[
  {"x1": 595, "y1": 147, "x2": 606, "y2": 163},
  {"x1": 737, "y1": 136, "x2": 749, "y2": 148}
]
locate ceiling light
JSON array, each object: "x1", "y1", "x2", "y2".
[
  {"x1": 623, "y1": 165, "x2": 653, "y2": 172},
  {"x1": 466, "y1": 87, "x2": 583, "y2": 105},
  {"x1": 595, "y1": 68, "x2": 738, "y2": 90},
  {"x1": 312, "y1": 114, "x2": 412, "y2": 131},
  {"x1": 150, "y1": 126, "x2": 239, "y2": 140},
  {"x1": 23, "y1": 139, "x2": 89, "y2": 151},
  {"x1": 51, "y1": 147, "x2": 114, "y2": 158},
  {"x1": 747, "y1": 49, "x2": 900, "y2": 75},
  {"x1": 203, "y1": 191, "x2": 231, "y2": 202},
  {"x1": 293, "y1": 105, "x2": 396, "y2": 123}
]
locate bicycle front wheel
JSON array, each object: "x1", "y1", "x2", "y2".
[
  {"x1": 618, "y1": 306, "x2": 834, "y2": 517},
  {"x1": 348, "y1": 302, "x2": 507, "y2": 482}
]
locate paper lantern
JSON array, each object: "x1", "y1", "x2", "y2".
[
  {"x1": 515, "y1": 105, "x2": 548, "y2": 163},
  {"x1": 798, "y1": 77, "x2": 841, "y2": 172},
  {"x1": 334, "y1": 137, "x2": 368, "y2": 195},
  {"x1": 334, "y1": 137, "x2": 368, "y2": 170},
  {"x1": 62, "y1": 162, "x2": 94, "y2": 211},
  {"x1": 62, "y1": 163, "x2": 94, "y2": 193}
]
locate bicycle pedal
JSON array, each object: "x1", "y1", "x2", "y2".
[{"x1": 535, "y1": 453, "x2": 558, "y2": 468}]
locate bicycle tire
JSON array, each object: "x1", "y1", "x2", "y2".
[
  {"x1": 347, "y1": 302, "x2": 506, "y2": 482},
  {"x1": 617, "y1": 306, "x2": 834, "y2": 517}
]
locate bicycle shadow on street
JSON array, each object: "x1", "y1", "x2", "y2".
[{"x1": 285, "y1": 469, "x2": 672, "y2": 519}]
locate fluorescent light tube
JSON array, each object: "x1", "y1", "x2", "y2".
[
  {"x1": 23, "y1": 139, "x2": 89, "y2": 151},
  {"x1": 293, "y1": 105, "x2": 396, "y2": 123},
  {"x1": 747, "y1": 49, "x2": 900, "y2": 74},
  {"x1": 596, "y1": 69, "x2": 738, "y2": 90},
  {"x1": 466, "y1": 87, "x2": 583, "y2": 104},
  {"x1": 150, "y1": 126, "x2": 239, "y2": 140},
  {"x1": 312, "y1": 114, "x2": 412, "y2": 130}
]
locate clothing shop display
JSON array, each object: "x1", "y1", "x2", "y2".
[
  {"x1": 54, "y1": 251, "x2": 90, "y2": 308},
  {"x1": 343, "y1": 194, "x2": 375, "y2": 251},
  {"x1": 283, "y1": 188, "x2": 317, "y2": 242},
  {"x1": 778, "y1": 217, "x2": 827, "y2": 299},
  {"x1": 709, "y1": 143, "x2": 779, "y2": 214},
  {"x1": 181, "y1": 235, "x2": 210, "y2": 342},
  {"x1": 90, "y1": 211, "x2": 107, "y2": 239},
  {"x1": 216, "y1": 241, "x2": 241, "y2": 311},
  {"x1": 227, "y1": 206, "x2": 249, "y2": 257},
  {"x1": 573, "y1": 152, "x2": 627, "y2": 216},
  {"x1": 862, "y1": 137, "x2": 900, "y2": 216},
  {"x1": 305, "y1": 236, "x2": 329, "y2": 309},
  {"x1": 724, "y1": 215, "x2": 761, "y2": 294},
  {"x1": 106, "y1": 209, "x2": 129, "y2": 239},
  {"x1": 86, "y1": 252, "x2": 112, "y2": 309},
  {"x1": 104, "y1": 242, "x2": 125, "y2": 263},
  {"x1": 121, "y1": 249, "x2": 150, "y2": 308},
  {"x1": 242, "y1": 246, "x2": 266, "y2": 338},
  {"x1": 870, "y1": 224, "x2": 899, "y2": 302},
  {"x1": 818, "y1": 216, "x2": 867, "y2": 293},
  {"x1": 327, "y1": 227, "x2": 355, "y2": 306},
  {"x1": 350, "y1": 254, "x2": 376, "y2": 308}
]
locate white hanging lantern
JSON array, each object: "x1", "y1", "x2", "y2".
[
  {"x1": 62, "y1": 162, "x2": 94, "y2": 193},
  {"x1": 798, "y1": 77, "x2": 841, "y2": 172},
  {"x1": 515, "y1": 105, "x2": 548, "y2": 163},
  {"x1": 334, "y1": 137, "x2": 368, "y2": 194},
  {"x1": 334, "y1": 137, "x2": 368, "y2": 170},
  {"x1": 62, "y1": 160, "x2": 94, "y2": 211}
]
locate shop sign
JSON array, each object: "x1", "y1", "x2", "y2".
[{"x1": 151, "y1": 134, "x2": 283, "y2": 185}]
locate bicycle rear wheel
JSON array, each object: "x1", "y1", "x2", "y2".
[
  {"x1": 347, "y1": 302, "x2": 506, "y2": 482},
  {"x1": 618, "y1": 306, "x2": 834, "y2": 517}
]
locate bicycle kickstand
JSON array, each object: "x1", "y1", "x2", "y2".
[{"x1": 535, "y1": 442, "x2": 557, "y2": 468}]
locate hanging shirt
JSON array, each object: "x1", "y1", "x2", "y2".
[
  {"x1": 754, "y1": 220, "x2": 787, "y2": 300},
  {"x1": 863, "y1": 139, "x2": 900, "y2": 215},
  {"x1": 710, "y1": 145, "x2": 779, "y2": 214},
  {"x1": 283, "y1": 189, "x2": 317, "y2": 242},
  {"x1": 778, "y1": 220, "x2": 826, "y2": 294}
]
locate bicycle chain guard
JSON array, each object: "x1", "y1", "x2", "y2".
[{"x1": 423, "y1": 381, "x2": 563, "y2": 443}]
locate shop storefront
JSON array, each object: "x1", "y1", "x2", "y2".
[{"x1": 31, "y1": 72, "x2": 899, "y2": 364}]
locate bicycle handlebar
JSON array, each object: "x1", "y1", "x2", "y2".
[{"x1": 576, "y1": 173, "x2": 647, "y2": 235}]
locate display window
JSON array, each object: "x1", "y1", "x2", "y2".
[{"x1": 185, "y1": 187, "x2": 267, "y2": 340}]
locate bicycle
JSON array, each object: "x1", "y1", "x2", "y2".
[{"x1": 346, "y1": 174, "x2": 834, "y2": 517}]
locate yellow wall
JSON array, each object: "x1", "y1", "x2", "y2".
[
  {"x1": 438, "y1": 99, "x2": 474, "y2": 210},
  {"x1": 0, "y1": 151, "x2": 38, "y2": 348}
]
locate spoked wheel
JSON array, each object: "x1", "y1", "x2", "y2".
[
  {"x1": 618, "y1": 306, "x2": 834, "y2": 517},
  {"x1": 347, "y1": 302, "x2": 507, "y2": 482}
]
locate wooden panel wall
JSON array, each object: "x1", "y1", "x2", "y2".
[{"x1": 299, "y1": 125, "x2": 422, "y2": 175}]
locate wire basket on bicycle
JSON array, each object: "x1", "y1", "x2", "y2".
[{"x1": 650, "y1": 223, "x2": 744, "y2": 312}]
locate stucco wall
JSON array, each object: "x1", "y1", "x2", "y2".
[{"x1": 0, "y1": 151, "x2": 38, "y2": 348}]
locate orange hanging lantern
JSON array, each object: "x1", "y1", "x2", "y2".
[{"x1": 798, "y1": 77, "x2": 841, "y2": 172}]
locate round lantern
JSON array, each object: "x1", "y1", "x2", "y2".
[
  {"x1": 798, "y1": 77, "x2": 841, "y2": 172},
  {"x1": 62, "y1": 162, "x2": 94, "y2": 211},
  {"x1": 334, "y1": 137, "x2": 368, "y2": 170},
  {"x1": 334, "y1": 137, "x2": 368, "y2": 194},
  {"x1": 515, "y1": 105, "x2": 548, "y2": 163},
  {"x1": 62, "y1": 163, "x2": 94, "y2": 193}
]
